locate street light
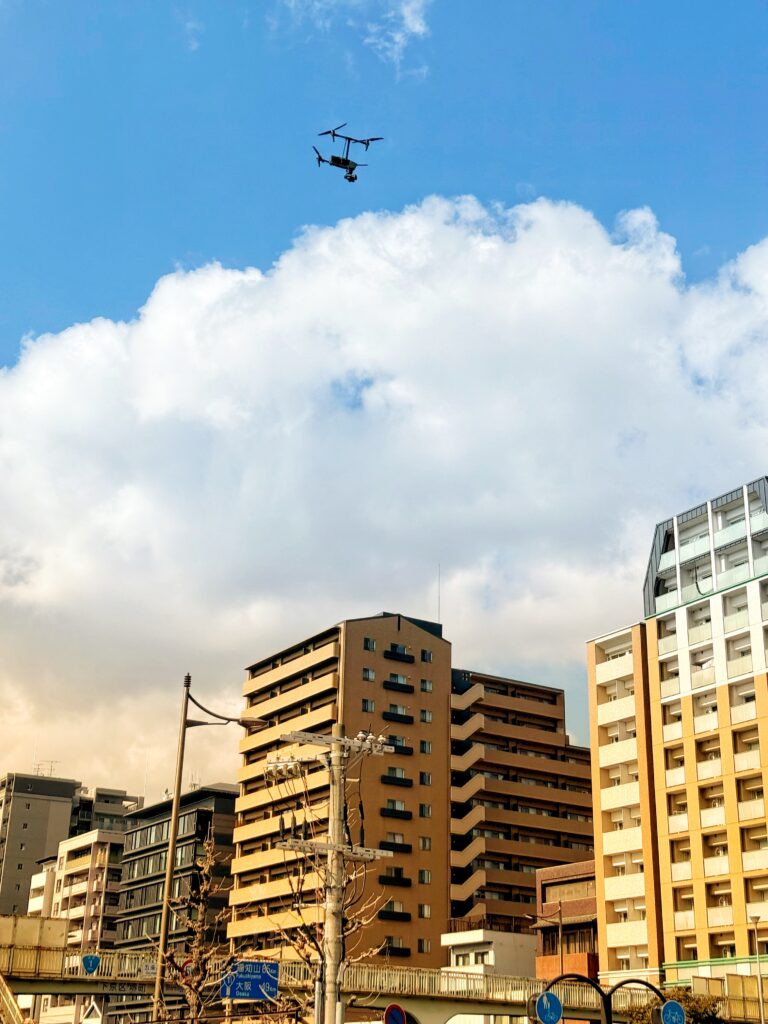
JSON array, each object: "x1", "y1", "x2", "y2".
[
  {"x1": 752, "y1": 915, "x2": 766, "y2": 1024},
  {"x1": 524, "y1": 901, "x2": 563, "y2": 977},
  {"x1": 151, "y1": 674, "x2": 262, "y2": 1023}
]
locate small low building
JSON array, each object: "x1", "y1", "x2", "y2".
[{"x1": 534, "y1": 860, "x2": 598, "y2": 980}]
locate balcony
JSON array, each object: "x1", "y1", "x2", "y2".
[
  {"x1": 383, "y1": 680, "x2": 414, "y2": 693},
  {"x1": 679, "y1": 533, "x2": 711, "y2": 563},
  {"x1": 727, "y1": 653, "x2": 753, "y2": 678},
  {"x1": 718, "y1": 563, "x2": 750, "y2": 590},
  {"x1": 663, "y1": 721, "x2": 683, "y2": 742},
  {"x1": 382, "y1": 711, "x2": 413, "y2": 724},
  {"x1": 378, "y1": 909, "x2": 411, "y2": 922},
  {"x1": 596, "y1": 653, "x2": 634, "y2": 685},
  {"x1": 658, "y1": 550, "x2": 677, "y2": 573},
  {"x1": 735, "y1": 749, "x2": 761, "y2": 772},
  {"x1": 384, "y1": 650, "x2": 415, "y2": 664},
  {"x1": 390, "y1": 744, "x2": 414, "y2": 756},
  {"x1": 380, "y1": 807, "x2": 412, "y2": 820},
  {"x1": 668, "y1": 813, "x2": 689, "y2": 834},
  {"x1": 671, "y1": 861, "x2": 692, "y2": 881},
  {"x1": 600, "y1": 781, "x2": 640, "y2": 812},
  {"x1": 674, "y1": 910, "x2": 695, "y2": 930},
  {"x1": 597, "y1": 694, "x2": 636, "y2": 726},
  {"x1": 382, "y1": 945, "x2": 411, "y2": 958},
  {"x1": 688, "y1": 622, "x2": 713, "y2": 645},
  {"x1": 743, "y1": 849, "x2": 768, "y2": 872},
  {"x1": 762, "y1": 601, "x2": 768, "y2": 621},
  {"x1": 739, "y1": 798, "x2": 765, "y2": 821},
  {"x1": 691, "y1": 666, "x2": 716, "y2": 689},
  {"x1": 598, "y1": 737, "x2": 638, "y2": 768},
  {"x1": 697, "y1": 758, "x2": 722, "y2": 781},
  {"x1": 731, "y1": 702, "x2": 757, "y2": 725},
  {"x1": 703, "y1": 854, "x2": 730, "y2": 877},
  {"x1": 656, "y1": 591, "x2": 679, "y2": 614},
  {"x1": 379, "y1": 875, "x2": 412, "y2": 887},
  {"x1": 707, "y1": 906, "x2": 734, "y2": 927},
  {"x1": 604, "y1": 873, "x2": 646, "y2": 900},
  {"x1": 694, "y1": 712, "x2": 718, "y2": 733},
  {"x1": 658, "y1": 634, "x2": 678, "y2": 656},
  {"x1": 724, "y1": 609, "x2": 750, "y2": 633},
  {"x1": 715, "y1": 520, "x2": 747, "y2": 549},
  {"x1": 747, "y1": 900, "x2": 768, "y2": 919},
  {"x1": 605, "y1": 920, "x2": 648, "y2": 946},
  {"x1": 700, "y1": 806, "x2": 726, "y2": 828},
  {"x1": 380, "y1": 840, "x2": 412, "y2": 854},
  {"x1": 665, "y1": 767, "x2": 686, "y2": 787},
  {"x1": 602, "y1": 826, "x2": 642, "y2": 855},
  {"x1": 381, "y1": 775, "x2": 413, "y2": 788},
  {"x1": 752, "y1": 509, "x2": 768, "y2": 535},
  {"x1": 755, "y1": 554, "x2": 768, "y2": 576}
]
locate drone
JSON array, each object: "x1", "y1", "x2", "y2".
[{"x1": 313, "y1": 123, "x2": 383, "y2": 182}]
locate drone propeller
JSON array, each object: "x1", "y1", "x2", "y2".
[
  {"x1": 312, "y1": 145, "x2": 326, "y2": 166},
  {"x1": 318, "y1": 122, "x2": 347, "y2": 138}
]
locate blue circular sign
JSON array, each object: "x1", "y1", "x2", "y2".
[
  {"x1": 536, "y1": 992, "x2": 563, "y2": 1024},
  {"x1": 661, "y1": 1001, "x2": 685, "y2": 1024},
  {"x1": 384, "y1": 1004, "x2": 406, "y2": 1024}
]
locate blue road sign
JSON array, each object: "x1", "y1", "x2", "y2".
[
  {"x1": 220, "y1": 961, "x2": 279, "y2": 1001},
  {"x1": 536, "y1": 992, "x2": 563, "y2": 1024},
  {"x1": 82, "y1": 956, "x2": 100, "y2": 975},
  {"x1": 384, "y1": 1004, "x2": 407, "y2": 1024},
  {"x1": 661, "y1": 1001, "x2": 685, "y2": 1024}
]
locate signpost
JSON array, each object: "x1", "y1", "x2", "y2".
[
  {"x1": 660, "y1": 1001, "x2": 685, "y2": 1024},
  {"x1": 220, "y1": 961, "x2": 280, "y2": 1002},
  {"x1": 82, "y1": 956, "x2": 100, "y2": 976},
  {"x1": 384, "y1": 1003, "x2": 407, "y2": 1024},
  {"x1": 536, "y1": 992, "x2": 563, "y2": 1024}
]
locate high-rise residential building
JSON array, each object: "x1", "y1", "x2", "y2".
[
  {"x1": 109, "y1": 784, "x2": 236, "y2": 1024},
  {"x1": 229, "y1": 612, "x2": 592, "y2": 972},
  {"x1": 588, "y1": 476, "x2": 768, "y2": 985}
]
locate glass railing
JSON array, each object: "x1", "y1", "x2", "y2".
[
  {"x1": 656, "y1": 591, "x2": 679, "y2": 613},
  {"x1": 714, "y1": 519, "x2": 747, "y2": 549},
  {"x1": 717, "y1": 563, "x2": 750, "y2": 589},
  {"x1": 755, "y1": 554, "x2": 768, "y2": 577},
  {"x1": 751, "y1": 508, "x2": 768, "y2": 535},
  {"x1": 678, "y1": 533, "x2": 711, "y2": 563},
  {"x1": 658, "y1": 550, "x2": 677, "y2": 572}
]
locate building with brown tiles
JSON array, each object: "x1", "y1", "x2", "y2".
[{"x1": 534, "y1": 859, "x2": 598, "y2": 980}]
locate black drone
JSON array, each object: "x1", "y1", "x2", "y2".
[{"x1": 313, "y1": 123, "x2": 383, "y2": 182}]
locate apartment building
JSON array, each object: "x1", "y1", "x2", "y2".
[
  {"x1": 588, "y1": 476, "x2": 768, "y2": 985},
  {"x1": 534, "y1": 860, "x2": 598, "y2": 980},
  {"x1": 230, "y1": 613, "x2": 592, "y2": 973}
]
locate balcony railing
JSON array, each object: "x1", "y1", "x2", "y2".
[
  {"x1": 656, "y1": 591, "x2": 679, "y2": 614},
  {"x1": 691, "y1": 666, "x2": 716, "y2": 689},
  {"x1": 383, "y1": 651, "x2": 415, "y2": 664},
  {"x1": 718, "y1": 563, "x2": 750, "y2": 589},
  {"x1": 688, "y1": 621, "x2": 712, "y2": 645},
  {"x1": 658, "y1": 550, "x2": 677, "y2": 572},
  {"x1": 382, "y1": 711, "x2": 413, "y2": 724},
  {"x1": 714, "y1": 519, "x2": 747, "y2": 549},
  {"x1": 378, "y1": 909, "x2": 412, "y2": 922},
  {"x1": 731, "y1": 702, "x2": 757, "y2": 725},
  {"x1": 752, "y1": 509, "x2": 768, "y2": 535},
  {"x1": 383, "y1": 681, "x2": 414, "y2": 693},
  {"x1": 380, "y1": 807, "x2": 412, "y2": 820},
  {"x1": 658, "y1": 633, "x2": 678, "y2": 655},
  {"x1": 724, "y1": 609, "x2": 750, "y2": 632},
  {"x1": 678, "y1": 533, "x2": 711, "y2": 563},
  {"x1": 381, "y1": 776, "x2": 413, "y2": 788},
  {"x1": 727, "y1": 653, "x2": 753, "y2": 678}
]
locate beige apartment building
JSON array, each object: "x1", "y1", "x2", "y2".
[
  {"x1": 230, "y1": 612, "x2": 593, "y2": 971},
  {"x1": 588, "y1": 477, "x2": 768, "y2": 985}
]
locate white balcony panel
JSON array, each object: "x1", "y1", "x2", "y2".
[
  {"x1": 694, "y1": 712, "x2": 718, "y2": 733},
  {"x1": 697, "y1": 758, "x2": 722, "y2": 781},
  {"x1": 679, "y1": 534, "x2": 711, "y2": 562},
  {"x1": 707, "y1": 906, "x2": 734, "y2": 927},
  {"x1": 762, "y1": 601, "x2": 768, "y2": 622},
  {"x1": 739, "y1": 798, "x2": 765, "y2": 821},
  {"x1": 724, "y1": 610, "x2": 750, "y2": 633},
  {"x1": 755, "y1": 554, "x2": 768, "y2": 576},
  {"x1": 747, "y1": 900, "x2": 768, "y2": 918},
  {"x1": 658, "y1": 633, "x2": 678, "y2": 655},
  {"x1": 603, "y1": 873, "x2": 646, "y2": 901},
  {"x1": 688, "y1": 622, "x2": 713, "y2": 645},
  {"x1": 715, "y1": 520, "x2": 747, "y2": 549},
  {"x1": 597, "y1": 694, "x2": 637, "y2": 726},
  {"x1": 596, "y1": 653, "x2": 635, "y2": 685},
  {"x1": 691, "y1": 667, "x2": 716, "y2": 689},
  {"x1": 703, "y1": 854, "x2": 730, "y2": 877},
  {"x1": 700, "y1": 806, "x2": 726, "y2": 828},
  {"x1": 658, "y1": 550, "x2": 677, "y2": 573},
  {"x1": 602, "y1": 826, "x2": 643, "y2": 855},
  {"x1": 731, "y1": 703, "x2": 758, "y2": 725},
  {"x1": 735, "y1": 750, "x2": 761, "y2": 773},
  {"x1": 605, "y1": 920, "x2": 649, "y2": 946},
  {"x1": 743, "y1": 849, "x2": 768, "y2": 872},
  {"x1": 674, "y1": 910, "x2": 695, "y2": 930},
  {"x1": 656, "y1": 592, "x2": 679, "y2": 614},
  {"x1": 671, "y1": 861, "x2": 692, "y2": 881},
  {"x1": 665, "y1": 767, "x2": 686, "y2": 787},
  {"x1": 599, "y1": 737, "x2": 638, "y2": 768},
  {"x1": 663, "y1": 722, "x2": 683, "y2": 742},
  {"x1": 601, "y1": 782, "x2": 640, "y2": 812},
  {"x1": 661, "y1": 678, "x2": 681, "y2": 698},
  {"x1": 668, "y1": 813, "x2": 689, "y2": 834},
  {"x1": 719, "y1": 564, "x2": 750, "y2": 590},
  {"x1": 727, "y1": 654, "x2": 753, "y2": 678}
]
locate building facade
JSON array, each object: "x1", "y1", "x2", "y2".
[
  {"x1": 230, "y1": 613, "x2": 593, "y2": 973},
  {"x1": 588, "y1": 476, "x2": 768, "y2": 985},
  {"x1": 534, "y1": 859, "x2": 598, "y2": 980}
]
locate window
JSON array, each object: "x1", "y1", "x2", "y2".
[
  {"x1": 418, "y1": 938, "x2": 432, "y2": 953},
  {"x1": 420, "y1": 740, "x2": 432, "y2": 754},
  {"x1": 421, "y1": 649, "x2": 433, "y2": 663},
  {"x1": 386, "y1": 799, "x2": 406, "y2": 811},
  {"x1": 16, "y1": 864, "x2": 22, "y2": 870},
  {"x1": 24, "y1": 803, "x2": 30, "y2": 810},
  {"x1": 21, "y1": 823, "x2": 28, "y2": 831},
  {"x1": 420, "y1": 709, "x2": 433, "y2": 723},
  {"x1": 383, "y1": 899, "x2": 404, "y2": 913},
  {"x1": 386, "y1": 832, "x2": 404, "y2": 844},
  {"x1": 19, "y1": 843, "x2": 25, "y2": 852},
  {"x1": 418, "y1": 869, "x2": 431, "y2": 884},
  {"x1": 419, "y1": 772, "x2": 432, "y2": 786},
  {"x1": 387, "y1": 767, "x2": 406, "y2": 779},
  {"x1": 455, "y1": 953, "x2": 470, "y2": 966},
  {"x1": 474, "y1": 951, "x2": 489, "y2": 965},
  {"x1": 362, "y1": 698, "x2": 375, "y2": 712},
  {"x1": 420, "y1": 679, "x2": 433, "y2": 692},
  {"x1": 364, "y1": 637, "x2": 376, "y2": 651},
  {"x1": 419, "y1": 803, "x2": 432, "y2": 818},
  {"x1": 390, "y1": 643, "x2": 407, "y2": 656},
  {"x1": 363, "y1": 668, "x2": 375, "y2": 681},
  {"x1": 419, "y1": 836, "x2": 432, "y2": 851},
  {"x1": 389, "y1": 704, "x2": 408, "y2": 715},
  {"x1": 418, "y1": 904, "x2": 431, "y2": 918}
]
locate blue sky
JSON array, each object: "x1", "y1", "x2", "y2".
[{"x1": 1, "y1": 1, "x2": 766, "y2": 367}]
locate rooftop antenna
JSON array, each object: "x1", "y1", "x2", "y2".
[{"x1": 33, "y1": 760, "x2": 59, "y2": 777}]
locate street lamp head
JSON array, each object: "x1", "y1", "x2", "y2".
[{"x1": 753, "y1": 915, "x2": 763, "y2": 925}]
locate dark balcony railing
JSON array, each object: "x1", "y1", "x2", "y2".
[
  {"x1": 379, "y1": 840, "x2": 412, "y2": 854},
  {"x1": 378, "y1": 909, "x2": 412, "y2": 922},
  {"x1": 383, "y1": 681, "x2": 415, "y2": 693},
  {"x1": 379, "y1": 875, "x2": 412, "y2": 887},
  {"x1": 384, "y1": 651, "x2": 415, "y2": 664},
  {"x1": 380, "y1": 807, "x2": 413, "y2": 820},
  {"x1": 382, "y1": 945, "x2": 411, "y2": 958},
  {"x1": 381, "y1": 775, "x2": 413, "y2": 788},
  {"x1": 383, "y1": 712, "x2": 414, "y2": 724},
  {"x1": 390, "y1": 744, "x2": 414, "y2": 756}
]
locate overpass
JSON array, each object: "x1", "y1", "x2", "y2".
[{"x1": 0, "y1": 945, "x2": 739, "y2": 1024}]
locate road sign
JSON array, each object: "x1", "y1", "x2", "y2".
[
  {"x1": 82, "y1": 956, "x2": 100, "y2": 976},
  {"x1": 536, "y1": 992, "x2": 563, "y2": 1024},
  {"x1": 661, "y1": 1000, "x2": 685, "y2": 1024},
  {"x1": 384, "y1": 1003, "x2": 407, "y2": 1024},
  {"x1": 220, "y1": 961, "x2": 279, "y2": 1002}
]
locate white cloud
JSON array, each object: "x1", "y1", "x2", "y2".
[{"x1": 2, "y1": 194, "x2": 768, "y2": 797}]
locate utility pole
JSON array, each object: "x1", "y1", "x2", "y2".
[{"x1": 272, "y1": 728, "x2": 393, "y2": 1024}]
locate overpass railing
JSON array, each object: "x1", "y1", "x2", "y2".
[{"x1": 0, "y1": 971, "x2": 23, "y2": 1024}]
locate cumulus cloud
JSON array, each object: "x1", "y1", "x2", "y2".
[{"x1": 2, "y1": 194, "x2": 768, "y2": 797}]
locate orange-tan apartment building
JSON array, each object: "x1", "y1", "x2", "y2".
[
  {"x1": 229, "y1": 612, "x2": 593, "y2": 972},
  {"x1": 588, "y1": 477, "x2": 768, "y2": 986}
]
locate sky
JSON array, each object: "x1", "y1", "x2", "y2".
[{"x1": 0, "y1": 1, "x2": 767, "y2": 799}]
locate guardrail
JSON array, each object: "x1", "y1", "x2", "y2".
[{"x1": 0, "y1": 971, "x2": 23, "y2": 1024}]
